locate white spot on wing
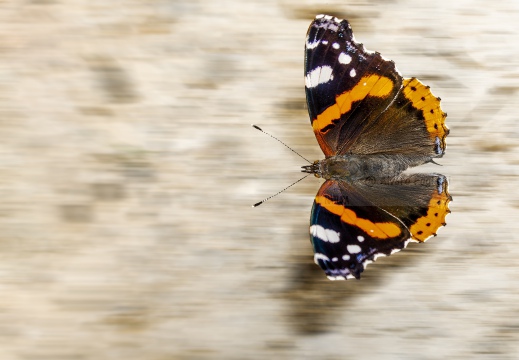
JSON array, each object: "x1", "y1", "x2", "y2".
[
  {"x1": 305, "y1": 66, "x2": 334, "y2": 89},
  {"x1": 390, "y1": 240, "x2": 411, "y2": 255},
  {"x1": 329, "y1": 23, "x2": 340, "y2": 32},
  {"x1": 310, "y1": 224, "x2": 340, "y2": 243},
  {"x1": 342, "y1": 254, "x2": 350, "y2": 261},
  {"x1": 338, "y1": 53, "x2": 352, "y2": 64},
  {"x1": 357, "y1": 235, "x2": 364, "y2": 242},
  {"x1": 347, "y1": 244, "x2": 362, "y2": 254},
  {"x1": 332, "y1": 42, "x2": 340, "y2": 50},
  {"x1": 327, "y1": 275, "x2": 346, "y2": 281},
  {"x1": 332, "y1": 257, "x2": 338, "y2": 262},
  {"x1": 306, "y1": 37, "x2": 320, "y2": 50},
  {"x1": 373, "y1": 253, "x2": 386, "y2": 261},
  {"x1": 350, "y1": 68, "x2": 356, "y2": 77},
  {"x1": 314, "y1": 253, "x2": 330, "y2": 265},
  {"x1": 312, "y1": 15, "x2": 341, "y2": 33},
  {"x1": 325, "y1": 229, "x2": 340, "y2": 243}
]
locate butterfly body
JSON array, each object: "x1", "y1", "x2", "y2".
[
  {"x1": 302, "y1": 154, "x2": 412, "y2": 181},
  {"x1": 304, "y1": 15, "x2": 451, "y2": 280}
]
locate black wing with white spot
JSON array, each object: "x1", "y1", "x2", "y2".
[
  {"x1": 304, "y1": 15, "x2": 403, "y2": 157},
  {"x1": 309, "y1": 179, "x2": 410, "y2": 280}
]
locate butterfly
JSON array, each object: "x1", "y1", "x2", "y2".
[{"x1": 302, "y1": 15, "x2": 451, "y2": 280}]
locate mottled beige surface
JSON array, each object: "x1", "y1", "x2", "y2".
[{"x1": 1, "y1": 0, "x2": 519, "y2": 359}]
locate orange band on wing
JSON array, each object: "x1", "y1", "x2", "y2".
[
  {"x1": 312, "y1": 74, "x2": 395, "y2": 134},
  {"x1": 316, "y1": 196, "x2": 402, "y2": 239}
]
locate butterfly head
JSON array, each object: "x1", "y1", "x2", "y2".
[{"x1": 301, "y1": 160, "x2": 322, "y2": 178}]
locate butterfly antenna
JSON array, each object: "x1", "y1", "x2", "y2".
[
  {"x1": 252, "y1": 174, "x2": 309, "y2": 207},
  {"x1": 252, "y1": 124, "x2": 311, "y2": 164}
]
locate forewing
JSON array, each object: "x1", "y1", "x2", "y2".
[
  {"x1": 304, "y1": 15, "x2": 403, "y2": 157},
  {"x1": 309, "y1": 179, "x2": 410, "y2": 280}
]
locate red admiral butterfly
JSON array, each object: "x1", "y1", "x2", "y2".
[{"x1": 302, "y1": 15, "x2": 451, "y2": 280}]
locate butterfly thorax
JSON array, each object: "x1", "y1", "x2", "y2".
[{"x1": 302, "y1": 154, "x2": 410, "y2": 181}]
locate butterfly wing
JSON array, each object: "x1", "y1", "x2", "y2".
[
  {"x1": 304, "y1": 15, "x2": 403, "y2": 157},
  {"x1": 353, "y1": 173, "x2": 452, "y2": 242},
  {"x1": 310, "y1": 180, "x2": 410, "y2": 280},
  {"x1": 305, "y1": 15, "x2": 448, "y2": 166},
  {"x1": 309, "y1": 174, "x2": 451, "y2": 280}
]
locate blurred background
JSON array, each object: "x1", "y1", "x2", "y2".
[{"x1": 1, "y1": 0, "x2": 519, "y2": 359}]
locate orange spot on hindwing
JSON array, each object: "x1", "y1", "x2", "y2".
[
  {"x1": 409, "y1": 179, "x2": 451, "y2": 242},
  {"x1": 315, "y1": 196, "x2": 401, "y2": 239},
  {"x1": 402, "y1": 78, "x2": 449, "y2": 154}
]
